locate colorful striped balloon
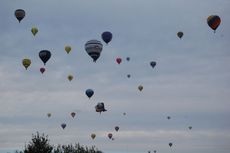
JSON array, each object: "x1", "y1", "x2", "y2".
[{"x1": 207, "y1": 15, "x2": 221, "y2": 32}]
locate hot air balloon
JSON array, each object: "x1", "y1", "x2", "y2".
[
  {"x1": 116, "y1": 57, "x2": 122, "y2": 64},
  {"x1": 95, "y1": 102, "x2": 107, "y2": 113},
  {"x1": 169, "y1": 142, "x2": 173, "y2": 147},
  {"x1": 108, "y1": 133, "x2": 113, "y2": 139},
  {"x1": 150, "y1": 61, "x2": 156, "y2": 69},
  {"x1": 15, "y1": 9, "x2": 25, "y2": 23},
  {"x1": 127, "y1": 74, "x2": 131, "y2": 78},
  {"x1": 126, "y1": 57, "x2": 130, "y2": 61},
  {"x1": 154, "y1": 150, "x2": 156, "y2": 153},
  {"x1": 112, "y1": 138, "x2": 115, "y2": 141},
  {"x1": 101, "y1": 31, "x2": 112, "y2": 44},
  {"x1": 115, "y1": 126, "x2": 119, "y2": 131},
  {"x1": 91, "y1": 133, "x2": 96, "y2": 140},
  {"x1": 39, "y1": 50, "x2": 51, "y2": 65},
  {"x1": 70, "y1": 112, "x2": 76, "y2": 118},
  {"x1": 68, "y1": 75, "x2": 73, "y2": 81},
  {"x1": 85, "y1": 40, "x2": 103, "y2": 62},
  {"x1": 40, "y1": 67, "x2": 45, "y2": 74},
  {"x1": 61, "y1": 123, "x2": 66, "y2": 129},
  {"x1": 148, "y1": 151, "x2": 151, "y2": 153},
  {"x1": 22, "y1": 58, "x2": 31, "y2": 70},
  {"x1": 177, "y1": 31, "x2": 183, "y2": 39},
  {"x1": 167, "y1": 116, "x2": 171, "y2": 120},
  {"x1": 207, "y1": 15, "x2": 221, "y2": 33},
  {"x1": 138, "y1": 85, "x2": 143, "y2": 91},
  {"x1": 47, "y1": 113, "x2": 51, "y2": 118},
  {"x1": 188, "y1": 126, "x2": 192, "y2": 130},
  {"x1": 123, "y1": 112, "x2": 126, "y2": 116},
  {"x1": 31, "y1": 27, "x2": 38, "y2": 36},
  {"x1": 65, "y1": 46, "x2": 71, "y2": 54},
  {"x1": 85, "y1": 89, "x2": 94, "y2": 99}
]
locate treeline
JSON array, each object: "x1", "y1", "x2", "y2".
[{"x1": 15, "y1": 132, "x2": 103, "y2": 153}]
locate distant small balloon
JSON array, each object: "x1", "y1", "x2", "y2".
[
  {"x1": 116, "y1": 57, "x2": 122, "y2": 64},
  {"x1": 138, "y1": 85, "x2": 143, "y2": 91},
  {"x1": 108, "y1": 133, "x2": 113, "y2": 139},
  {"x1": 188, "y1": 126, "x2": 192, "y2": 130},
  {"x1": 15, "y1": 9, "x2": 25, "y2": 23},
  {"x1": 68, "y1": 75, "x2": 73, "y2": 81},
  {"x1": 40, "y1": 67, "x2": 45, "y2": 74},
  {"x1": 115, "y1": 126, "x2": 119, "y2": 131},
  {"x1": 39, "y1": 50, "x2": 51, "y2": 65},
  {"x1": 65, "y1": 46, "x2": 71, "y2": 54},
  {"x1": 177, "y1": 31, "x2": 183, "y2": 39},
  {"x1": 169, "y1": 142, "x2": 173, "y2": 147},
  {"x1": 101, "y1": 31, "x2": 113, "y2": 44},
  {"x1": 31, "y1": 27, "x2": 38, "y2": 36},
  {"x1": 22, "y1": 58, "x2": 31, "y2": 70},
  {"x1": 127, "y1": 74, "x2": 131, "y2": 78},
  {"x1": 91, "y1": 133, "x2": 96, "y2": 140},
  {"x1": 71, "y1": 112, "x2": 76, "y2": 118},
  {"x1": 47, "y1": 113, "x2": 51, "y2": 118},
  {"x1": 167, "y1": 116, "x2": 171, "y2": 120},
  {"x1": 150, "y1": 61, "x2": 156, "y2": 69},
  {"x1": 85, "y1": 89, "x2": 94, "y2": 99},
  {"x1": 61, "y1": 123, "x2": 66, "y2": 129},
  {"x1": 126, "y1": 57, "x2": 130, "y2": 61}
]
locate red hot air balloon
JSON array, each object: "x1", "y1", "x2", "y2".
[
  {"x1": 116, "y1": 58, "x2": 122, "y2": 64},
  {"x1": 207, "y1": 15, "x2": 221, "y2": 33}
]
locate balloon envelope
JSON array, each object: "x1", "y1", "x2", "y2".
[
  {"x1": 39, "y1": 50, "x2": 51, "y2": 65},
  {"x1": 68, "y1": 75, "x2": 73, "y2": 81},
  {"x1": 86, "y1": 89, "x2": 94, "y2": 98},
  {"x1": 61, "y1": 123, "x2": 66, "y2": 129},
  {"x1": 108, "y1": 133, "x2": 113, "y2": 139},
  {"x1": 40, "y1": 67, "x2": 45, "y2": 74},
  {"x1": 91, "y1": 133, "x2": 96, "y2": 139},
  {"x1": 31, "y1": 27, "x2": 38, "y2": 36},
  {"x1": 101, "y1": 31, "x2": 112, "y2": 44},
  {"x1": 85, "y1": 40, "x2": 103, "y2": 62},
  {"x1": 177, "y1": 31, "x2": 183, "y2": 39},
  {"x1": 150, "y1": 61, "x2": 156, "y2": 69},
  {"x1": 169, "y1": 143, "x2": 173, "y2": 147},
  {"x1": 115, "y1": 126, "x2": 119, "y2": 131},
  {"x1": 65, "y1": 46, "x2": 71, "y2": 54},
  {"x1": 47, "y1": 113, "x2": 51, "y2": 118},
  {"x1": 15, "y1": 9, "x2": 25, "y2": 22},
  {"x1": 22, "y1": 58, "x2": 31, "y2": 70},
  {"x1": 116, "y1": 58, "x2": 122, "y2": 64},
  {"x1": 207, "y1": 15, "x2": 221, "y2": 32},
  {"x1": 71, "y1": 112, "x2": 76, "y2": 118},
  {"x1": 138, "y1": 85, "x2": 143, "y2": 91}
]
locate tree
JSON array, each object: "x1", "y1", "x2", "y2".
[
  {"x1": 23, "y1": 132, "x2": 53, "y2": 153},
  {"x1": 53, "y1": 143, "x2": 103, "y2": 153}
]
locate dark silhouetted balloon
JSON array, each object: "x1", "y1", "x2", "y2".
[
  {"x1": 39, "y1": 50, "x2": 51, "y2": 65},
  {"x1": 40, "y1": 67, "x2": 45, "y2": 74},
  {"x1": 169, "y1": 142, "x2": 173, "y2": 147},
  {"x1": 189, "y1": 126, "x2": 192, "y2": 130},
  {"x1": 61, "y1": 123, "x2": 66, "y2": 129},
  {"x1": 150, "y1": 61, "x2": 156, "y2": 69},
  {"x1": 86, "y1": 89, "x2": 94, "y2": 99},
  {"x1": 108, "y1": 133, "x2": 113, "y2": 139},
  {"x1": 15, "y1": 9, "x2": 25, "y2": 22},
  {"x1": 116, "y1": 57, "x2": 122, "y2": 64},
  {"x1": 177, "y1": 31, "x2": 183, "y2": 39},
  {"x1": 127, "y1": 74, "x2": 131, "y2": 78},
  {"x1": 91, "y1": 133, "x2": 96, "y2": 140},
  {"x1": 101, "y1": 31, "x2": 112, "y2": 44},
  {"x1": 115, "y1": 126, "x2": 119, "y2": 131},
  {"x1": 167, "y1": 116, "x2": 171, "y2": 120},
  {"x1": 138, "y1": 85, "x2": 143, "y2": 91},
  {"x1": 71, "y1": 112, "x2": 76, "y2": 118},
  {"x1": 126, "y1": 57, "x2": 130, "y2": 61},
  {"x1": 207, "y1": 15, "x2": 221, "y2": 33}
]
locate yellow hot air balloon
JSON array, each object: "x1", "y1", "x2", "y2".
[
  {"x1": 65, "y1": 46, "x2": 71, "y2": 54},
  {"x1": 68, "y1": 75, "x2": 73, "y2": 81},
  {"x1": 31, "y1": 27, "x2": 38, "y2": 36},
  {"x1": 22, "y1": 58, "x2": 31, "y2": 70}
]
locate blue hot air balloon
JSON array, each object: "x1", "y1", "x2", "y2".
[
  {"x1": 101, "y1": 31, "x2": 112, "y2": 44},
  {"x1": 85, "y1": 89, "x2": 94, "y2": 99}
]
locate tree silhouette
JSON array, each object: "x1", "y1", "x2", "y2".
[{"x1": 23, "y1": 132, "x2": 53, "y2": 153}]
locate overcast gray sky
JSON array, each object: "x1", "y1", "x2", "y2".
[{"x1": 0, "y1": 0, "x2": 230, "y2": 153}]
